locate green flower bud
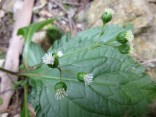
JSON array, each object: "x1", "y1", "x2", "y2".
[
  {"x1": 116, "y1": 31, "x2": 127, "y2": 44},
  {"x1": 102, "y1": 13, "x2": 112, "y2": 24},
  {"x1": 54, "y1": 81, "x2": 67, "y2": 91},
  {"x1": 101, "y1": 8, "x2": 114, "y2": 24},
  {"x1": 77, "y1": 72, "x2": 86, "y2": 82},
  {"x1": 117, "y1": 44, "x2": 130, "y2": 54}
]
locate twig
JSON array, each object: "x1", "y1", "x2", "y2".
[
  {"x1": 141, "y1": 58, "x2": 156, "y2": 69},
  {"x1": 51, "y1": 0, "x2": 68, "y2": 13},
  {"x1": 50, "y1": 0, "x2": 76, "y2": 33},
  {"x1": 62, "y1": 1, "x2": 82, "y2": 6},
  {"x1": 149, "y1": 1, "x2": 156, "y2": 4},
  {"x1": 141, "y1": 58, "x2": 156, "y2": 65},
  {"x1": 0, "y1": 89, "x2": 14, "y2": 95}
]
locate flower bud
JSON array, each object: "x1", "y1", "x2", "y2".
[
  {"x1": 116, "y1": 30, "x2": 134, "y2": 44},
  {"x1": 77, "y1": 72, "x2": 86, "y2": 82},
  {"x1": 101, "y1": 8, "x2": 114, "y2": 24},
  {"x1": 117, "y1": 44, "x2": 130, "y2": 54},
  {"x1": 54, "y1": 81, "x2": 67, "y2": 91},
  {"x1": 116, "y1": 31, "x2": 127, "y2": 44}
]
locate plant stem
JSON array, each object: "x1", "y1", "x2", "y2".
[
  {"x1": 57, "y1": 66, "x2": 62, "y2": 81},
  {"x1": 0, "y1": 67, "x2": 19, "y2": 76},
  {"x1": 97, "y1": 25, "x2": 105, "y2": 44},
  {"x1": 23, "y1": 81, "x2": 29, "y2": 117}
]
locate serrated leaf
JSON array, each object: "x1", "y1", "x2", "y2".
[
  {"x1": 22, "y1": 26, "x2": 156, "y2": 117},
  {"x1": 52, "y1": 24, "x2": 128, "y2": 51}
]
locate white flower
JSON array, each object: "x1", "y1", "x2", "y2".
[
  {"x1": 125, "y1": 30, "x2": 134, "y2": 42},
  {"x1": 57, "y1": 51, "x2": 63, "y2": 57},
  {"x1": 129, "y1": 45, "x2": 134, "y2": 54},
  {"x1": 104, "y1": 8, "x2": 114, "y2": 14},
  {"x1": 55, "y1": 88, "x2": 68, "y2": 100},
  {"x1": 84, "y1": 73, "x2": 93, "y2": 85},
  {"x1": 42, "y1": 52, "x2": 54, "y2": 65}
]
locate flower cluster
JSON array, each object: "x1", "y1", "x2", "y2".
[
  {"x1": 57, "y1": 51, "x2": 63, "y2": 57},
  {"x1": 42, "y1": 52, "x2": 54, "y2": 65},
  {"x1": 54, "y1": 81, "x2": 68, "y2": 100},
  {"x1": 125, "y1": 30, "x2": 134, "y2": 42},
  {"x1": 84, "y1": 73, "x2": 93, "y2": 85},
  {"x1": 116, "y1": 30, "x2": 134, "y2": 54},
  {"x1": 42, "y1": 49, "x2": 94, "y2": 100},
  {"x1": 55, "y1": 87, "x2": 68, "y2": 100},
  {"x1": 77, "y1": 72, "x2": 93, "y2": 86},
  {"x1": 42, "y1": 51, "x2": 63, "y2": 68}
]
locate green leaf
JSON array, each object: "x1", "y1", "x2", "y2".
[
  {"x1": 52, "y1": 24, "x2": 128, "y2": 51},
  {"x1": 27, "y1": 42, "x2": 45, "y2": 66},
  {"x1": 17, "y1": 19, "x2": 55, "y2": 67},
  {"x1": 22, "y1": 26, "x2": 156, "y2": 117}
]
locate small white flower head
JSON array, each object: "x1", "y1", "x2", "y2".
[
  {"x1": 77, "y1": 72, "x2": 94, "y2": 85},
  {"x1": 129, "y1": 45, "x2": 134, "y2": 54},
  {"x1": 42, "y1": 52, "x2": 54, "y2": 65},
  {"x1": 57, "y1": 51, "x2": 63, "y2": 57},
  {"x1": 55, "y1": 88, "x2": 68, "y2": 100},
  {"x1": 84, "y1": 73, "x2": 93, "y2": 85},
  {"x1": 54, "y1": 82, "x2": 68, "y2": 100},
  {"x1": 125, "y1": 30, "x2": 134, "y2": 42},
  {"x1": 104, "y1": 8, "x2": 114, "y2": 15}
]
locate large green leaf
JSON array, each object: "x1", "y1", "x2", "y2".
[{"x1": 22, "y1": 25, "x2": 156, "y2": 117}]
